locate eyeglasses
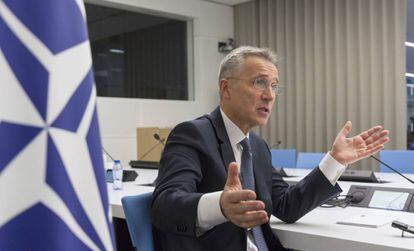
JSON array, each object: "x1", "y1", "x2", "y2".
[{"x1": 227, "y1": 77, "x2": 283, "y2": 95}]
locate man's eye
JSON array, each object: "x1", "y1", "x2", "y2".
[{"x1": 255, "y1": 78, "x2": 267, "y2": 86}]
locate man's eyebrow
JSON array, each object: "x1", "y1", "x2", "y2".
[{"x1": 256, "y1": 74, "x2": 279, "y2": 83}]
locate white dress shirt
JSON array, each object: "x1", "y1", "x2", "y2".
[{"x1": 196, "y1": 108, "x2": 346, "y2": 250}]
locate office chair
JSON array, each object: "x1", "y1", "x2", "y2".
[
  {"x1": 121, "y1": 192, "x2": 154, "y2": 251},
  {"x1": 379, "y1": 150, "x2": 414, "y2": 173},
  {"x1": 271, "y1": 149, "x2": 297, "y2": 168},
  {"x1": 296, "y1": 152, "x2": 325, "y2": 169}
]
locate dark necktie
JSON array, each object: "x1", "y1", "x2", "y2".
[{"x1": 240, "y1": 138, "x2": 269, "y2": 251}]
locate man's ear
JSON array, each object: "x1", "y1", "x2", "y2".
[{"x1": 219, "y1": 78, "x2": 231, "y2": 99}]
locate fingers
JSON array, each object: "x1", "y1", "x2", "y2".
[
  {"x1": 226, "y1": 190, "x2": 256, "y2": 203},
  {"x1": 359, "y1": 125, "x2": 383, "y2": 140},
  {"x1": 366, "y1": 137, "x2": 390, "y2": 150},
  {"x1": 230, "y1": 199, "x2": 265, "y2": 214},
  {"x1": 221, "y1": 179, "x2": 268, "y2": 228},
  {"x1": 338, "y1": 121, "x2": 352, "y2": 138},
  {"x1": 360, "y1": 129, "x2": 389, "y2": 157},
  {"x1": 220, "y1": 195, "x2": 268, "y2": 228},
  {"x1": 225, "y1": 162, "x2": 241, "y2": 188},
  {"x1": 220, "y1": 193, "x2": 268, "y2": 228},
  {"x1": 359, "y1": 136, "x2": 389, "y2": 157},
  {"x1": 332, "y1": 123, "x2": 390, "y2": 165},
  {"x1": 357, "y1": 130, "x2": 390, "y2": 159},
  {"x1": 232, "y1": 210, "x2": 269, "y2": 229},
  {"x1": 359, "y1": 144, "x2": 385, "y2": 159},
  {"x1": 365, "y1": 130, "x2": 389, "y2": 145}
]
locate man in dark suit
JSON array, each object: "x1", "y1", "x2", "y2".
[{"x1": 151, "y1": 46, "x2": 389, "y2": 251}]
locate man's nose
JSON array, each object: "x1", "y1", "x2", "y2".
[{"x1": 261, "y1": 85, "x2": 275, "y2": 100}]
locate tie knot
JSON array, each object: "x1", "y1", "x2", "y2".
[{"x1": 240, "y1": 137, "x2": 251, "y2": 153}]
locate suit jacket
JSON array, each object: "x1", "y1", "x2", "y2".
[{"x1": 151, "y1": 106, "x2": 341, "y2": 251}]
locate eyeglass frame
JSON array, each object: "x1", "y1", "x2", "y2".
[{"x1": 225, "y1": 76, "x2": 283, "y2": 95}]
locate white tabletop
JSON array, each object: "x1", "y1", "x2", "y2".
[
  {"x1": 274, "y1": 169, "x2": 414, "y2": 251},
  {"x1": 271, "y1": 205, "x2": 414, "y2": 251},
  {"x1": 108, "y1": 168, "x2": 157, "y2": 218},
  {"x1": 108, "y1": 168, "x2": 414, "y2": 250}
]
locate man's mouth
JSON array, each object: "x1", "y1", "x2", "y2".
[{"x1": 257, "y1": 107, "x2": 270, "y2": 114}]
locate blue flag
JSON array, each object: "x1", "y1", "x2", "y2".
[{"x1": 0, "y1": 0, "x2": 115, "y2": 250}]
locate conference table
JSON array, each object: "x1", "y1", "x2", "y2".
[
  {"x1": 109, "y1": 168, "x2": 157, "y2": 218},
  {"x1": 272, "y1": 169, "x2": 414, "y2": 251},
  {"x1": 108, "y1": 168, "x2": 414, "y2": 251}
]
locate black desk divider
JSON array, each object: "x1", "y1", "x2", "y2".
[{"x1": 129, "y1": 160, "x2": 159, "y2": 169}]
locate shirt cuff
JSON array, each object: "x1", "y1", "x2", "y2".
[
  {"x1": 318, "y1": 152, "x2": 347, "y2": 186},
  {"x1": 196, "y1": 191, "x2": 228, "y2": 234}
]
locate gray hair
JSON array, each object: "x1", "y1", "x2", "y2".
[{"x1": 218, "y1": 46, "x2": 278, "y2": 80}]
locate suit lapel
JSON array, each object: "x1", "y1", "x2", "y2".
[{"x1": 207, "y1": 107, "x2": 235, "y2": 169}]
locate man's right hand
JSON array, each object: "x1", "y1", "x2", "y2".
[{"x1": 220, "y1": 162, "x2": 269, "y2": 228}]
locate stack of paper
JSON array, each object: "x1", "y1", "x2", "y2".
[{"x1": 336, "y1": 214, "x2": 396, "y2": 228}]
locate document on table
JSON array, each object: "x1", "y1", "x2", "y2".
[{"x1": 336, "y1": 214, "x2": 396, "y2": 228}]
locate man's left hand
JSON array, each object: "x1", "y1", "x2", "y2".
[{"x1": 330, "y1": 121, "x2": 390, "y2": 165}]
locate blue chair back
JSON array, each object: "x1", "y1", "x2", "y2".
[
  {"x1": 271, "y1": 149, "x2": 297, "y2": 168},
  {"x1": 121, "y1": 192, "x2": 154, "y2": 251},
  {"x1": 296, "y1": 152, "x2": 325, "y2": 169},
  {"x1": 379, "y1": 150, "x2": 414, "y2": 173}
]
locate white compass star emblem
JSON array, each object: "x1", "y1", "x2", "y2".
[{"x1": 0, "y1": 1, "x2": 114, "y2": 250}]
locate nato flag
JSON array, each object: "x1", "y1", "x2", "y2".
[{"x1": 0, "y1": 0, "x2": 115, "y2": 250}]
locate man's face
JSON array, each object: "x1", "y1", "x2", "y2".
[{"x1": 220, "y1": 56, "x2": 278, "y2": 133}]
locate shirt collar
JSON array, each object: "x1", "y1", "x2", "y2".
[{"x1": 220, "y1": 107, "x2": 249, "y2": 146}]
